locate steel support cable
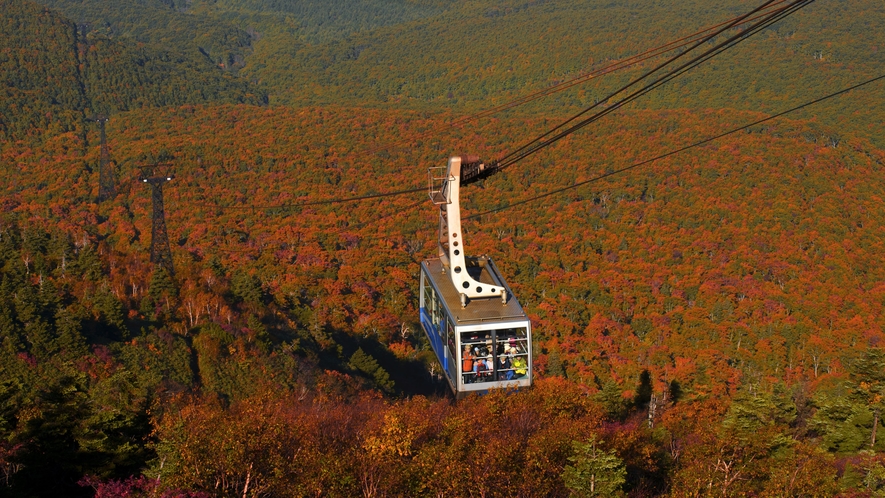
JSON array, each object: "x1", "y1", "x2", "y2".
[
  {"x1": 466, "y1": 4, "x2": 792, "y2": 120},
  {"x1": 498, "y1": 0, "x2": 814, "y2": 169},
  {"x1": 464, "y1": 73, "x2": 885, "y2": 221},
  {"x1": 361, "y1": 0, "x2": 792, "y2": 158},
  {"x1": 201, "y1": 2, "x2": 792, "y2": 215},
  {"x1": 496, "y1": 0, "x2": 807, "y2": 169},
  {"x1": 211, "y1": 74, "x2": 884, "y2": 251},
  {"x1": 497, "y1": 14, "x2": 814, "y2": 170},
  {"x1": 316, "y1": 69, "x2": 885, "y2": 248},
  {"x1": 505, "y1": 0, "x2": 816, "y2": 166},
  {"x1": 497, "y1": 0, "x2": 785, "y2": 166},
  {"x1": 205, "y1": 1, "x2": 799, "y2": 214}
]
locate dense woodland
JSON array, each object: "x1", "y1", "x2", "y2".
[
  {"x1": 0, "y1": 0, "x2": 266, "y2": 143},
  {"x1": 2, "y1": 0, "x2": 885, "y2": 496}
]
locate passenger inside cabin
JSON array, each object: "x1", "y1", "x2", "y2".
[
  {"x1": 476, "y1": 358, "x2": 490, "y2": 381},
  {"x1": 505, "y1": 338, "x2": 518, "y2": 355},
  {"x1": 498, "y1": 355, "x2": 513, "y2": 381},
  {"x1": 511, "y1": 355, "x2": 527, "y2": 378},
  {"x1": 462, "y1": 346, "x2": 475, "y2": 383}
]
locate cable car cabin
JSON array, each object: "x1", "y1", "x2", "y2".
[
  {"x1": 419, "y1": 155, "x2": 532, "y2": 398},
  {"x1": 420, "y1": 258, "x2": 532, "y2": 398}
]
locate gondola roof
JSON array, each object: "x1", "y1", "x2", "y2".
[{"x1": 422, "y1": 258, "x2": 528, "y2": 326}]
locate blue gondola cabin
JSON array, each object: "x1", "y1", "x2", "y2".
[{"x1": 420, "y1": 257, "x2": 532, "y2": 398}]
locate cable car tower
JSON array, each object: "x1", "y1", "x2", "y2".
[
  {"x1": 420, "y1": 156, "x2": 532, "y2": 398},
  {"x1": 92, "y1": 115, "x2": 117, "y2": 203},
  {"x1": 139, "y1": 164, "x2": 175, "y2": 276}
]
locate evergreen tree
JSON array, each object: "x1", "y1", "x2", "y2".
[
  {"x1": 723, "y1": 382, "x2": 797, "y2": 434},
  {"x1": 72, "y1": 245, "x2": 103, "y2": 282},
  {"x1": 812, "y1": 349, "x2": 885, "y2": 453},
  {"x1": 850, "y1": 349, "x2": 885, "y2": 450},
  {"x1": 246, "y1": 315, "x2": 271, "y2": 353},
  {"x1": 634, "y1": 369, "x2": 653, "y2": 408},
  {"x1": 861, "y1": 459, "x2": 885, "y2": 496},
  {"x1": 231, "y1": 271, "x2": 262, "y2": 306},
  {"x1": 53, "y1": 306, "x2": 88, "y2": 359},
  {"x1": 812, "y1": 391, "x2": 871, "y2": 453},
  {"x1": 594, "y1": 380, "x2": 631, "y2": 420},
  {"x1": 0, "y1": 307, "x2": 22, "y2": 357},
  {"x1": 149, "y1": 267, "x2": 177, "y2": 302},
  {"x1": 37, "y1": 278, "x2": 61, "y2": 318},
  {"x1": 93, "y1": 283, "x2": 126, "y2": 334},
  {"x1": 562, "y1": 434, "x2": 627, "y2": 497},
  {"x1": 349, "y1": 347, "x2": 394, "y2": 392},
  {"x1": 205, "y1": 255, "x2": 225, "y2": 277}
]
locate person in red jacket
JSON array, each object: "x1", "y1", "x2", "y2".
[{"x1": 462, "y1": 346, "x2": 475, "y2": 383}]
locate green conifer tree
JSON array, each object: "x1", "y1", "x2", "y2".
[
  {"x1": 562, "y1": 434, "x2": 627, "y2": 497},
  {"x1": 594, "y1": 380, "x2": 630, "y2": 420},
  {"x1": 349, "y1": 347, "x2": 394, "y2": 392},
  {"x1": 231, "y1": 271, "x2": 262, "y2": 306},
  {"x1": 850, "y1": 349, "x2": 885, "y2": 450},
  {"x1": 93, "y1": 283, "x2": 126, "y2": 333}
]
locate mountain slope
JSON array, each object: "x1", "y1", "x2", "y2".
[
  {"x1": 4, "y1": 0, "x2": 885, "y2": 495},
  {"x1": 35, "y1": 0, "x2": 255, "y2": 68},
  {"x1": 240, "y1": 0, "x2": 885, "y2": 146},
  {"x1": 0, "y1": 0, "x2": 87, "y2": 140},
  {"x1": 0, "y1": 0, "x2": 266, "y2": 144},
  {"x1": 26, "y1": 0, "x2": 883, "y2": 146},
  {"x1": 3, "y1": 102, "x2": 885, "y2": 494}
]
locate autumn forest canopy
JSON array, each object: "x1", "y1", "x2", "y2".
[{"x1": 1, "y1": 0, "x2": 885, "y2": 496}]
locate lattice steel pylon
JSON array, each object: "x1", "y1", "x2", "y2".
[
  {"x1": 92, "y1": 115, "x2": 117, "y2": 202},
  {"x1": 139, "y1": 165, "x2": 175, "y2": 275}
]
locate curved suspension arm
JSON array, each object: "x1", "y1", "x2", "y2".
[{"x1": 434, "y1": 156, "x2": 507, "y2": 307}]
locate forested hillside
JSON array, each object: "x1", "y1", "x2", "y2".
[
  {"x1": 26, "y1": 0, "x2": 884, "y2": 144},
  {"x1": 3, "y1": 0, "x2": 885, "y2": 496},
  {"x1": 0, "y1": 0, "x2": 86, "y2": 141},
  {"x1": 35, "y1": 0, "x2": 255, "y2": 69},
  {"x1": 4, "y1": 102, "x2": 885, "y2": 495},
  {"x1": 0, "y1": 0, "x2": 266, "y2": 143}
]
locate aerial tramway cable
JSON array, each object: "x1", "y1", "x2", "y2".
[
  {"x1": 300, "y1": 73, "x2": 882, "y2": 250},
  {"x1": 464, "y1": 73, "x2": 885, "y2": 221},
  {"x1": 211, "y1": 72, "x2": 885, "y2": 255},
  {"x1": 363, "y1": 0, "x2": 794, "y2": 157},
  {"x1": 494, "y1": 0, "x2": 816, "y2": 171},
  {"x1": 208, "y1": 0, "x2": 816, "y2": 225},
  {"x1": 236, "y1": 73, "x2": 885, "y2": 244},
  {"x1": 208, "y1": 0, "x2": 803, "y2": 213}
]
